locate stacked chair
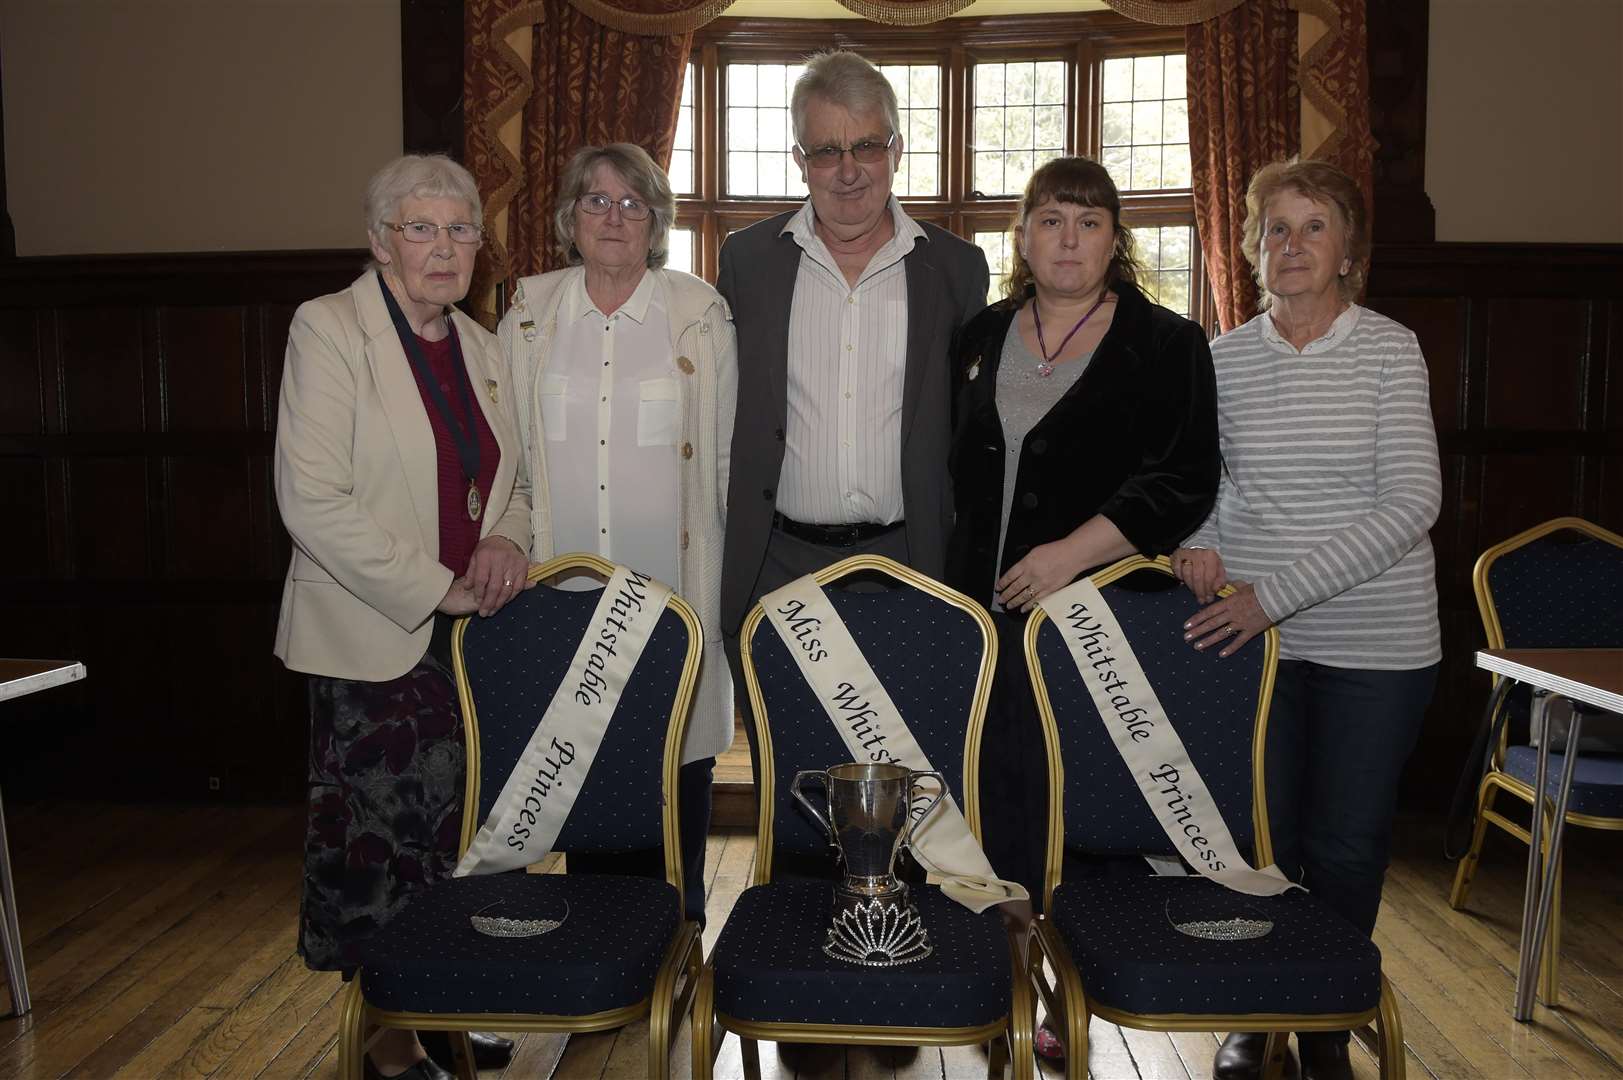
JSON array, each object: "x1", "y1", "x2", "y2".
[
  {"x1": 1024, "y1": 556, "x2": 1405, "y2": 1080},
  {"x1": 337, "y1": 554, "x2": 705, "y2": 1080},
  {"x1": 1449, "y1": 516, "x2": 1623, "y2": 1004},
  {"x1": 693, "y1": 554, "x2": 1034, "y2": 1080}
]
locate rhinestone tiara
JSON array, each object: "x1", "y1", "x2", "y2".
[{"x1": 470, "y1": 900, "x2": 569, "y2": 939}]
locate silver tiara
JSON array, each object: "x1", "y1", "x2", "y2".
[
  {"x1": 824, "y1": 898, "x2": 933, "y2": 967},
  {"x1": 471, "y1": 900, "x2": 569, "y2": 939},
  {"x1": 1166, "y1": 898, "x2": 1273, "y2": 941}
]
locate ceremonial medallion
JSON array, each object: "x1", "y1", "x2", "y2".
[{"x1": 467, "y1": 480, "x2": 483, "y2": 522}]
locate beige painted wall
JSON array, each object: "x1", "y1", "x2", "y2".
[
  {"x1": 1428, "y1": 0, "x2": 1623, "y2": 243},
  {"x1": 1, "y1": 0, "x2": 401, "y2": 256}
]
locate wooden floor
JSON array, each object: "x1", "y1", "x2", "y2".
[{"x1": 3, "y1": 801, "x2": 1622, "y2": 1079}]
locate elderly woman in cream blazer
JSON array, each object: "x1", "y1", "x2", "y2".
[
  {"x1": 275, "y1": 154, "x2": 528, "y2": 1080},
  {"x1": 498, "y1": 143, "x2": 736, "y2": 925}
]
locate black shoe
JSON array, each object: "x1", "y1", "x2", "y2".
[
  {"x1": 420, "y1": 1030, "x2": 516, "y2": 1071},
  {"x1": 1297, "y1": 1034, "x2": 1353, "y2": 1080},
  {"x1": 1214, "y1": 1032, "x2": 1297, "y2": 1079},
  {"x1": 363, "y1": 1055, "x2": 455, "y2": 1080}
]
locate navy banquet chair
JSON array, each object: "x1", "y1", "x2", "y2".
[
  {"x1": 1025, "y1": 556, "x2": 1404, "y2": 1080},
  {"x1": 1449, "y1": 516, "x2": 1623, "y2": 1005},
  {"x1": 692, "y1": 554, "x2": 1033, "y2": 1080},
  {"x1": 337, "y1": 553, "x2": 704, "y2": 1080}
]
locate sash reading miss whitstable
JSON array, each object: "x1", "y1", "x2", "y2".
[{"x1": 762, "y1": 575, "x2": 1028, "y2": 913}]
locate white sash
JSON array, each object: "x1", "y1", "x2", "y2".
[
  {"x1": 1037, "y1": 578, "x2": 1299, "y2": 896},
  {"x1": 455, "y1": 566, "x2": 673, "y2": 877},
  {"x1": 760, "y1": 575, "x2": 1028, "y2": 913}
]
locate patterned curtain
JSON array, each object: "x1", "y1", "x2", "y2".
[
  {"x1": 1185, "y1": 0, "x2": 1300, "y2": 330},
  {"x1": 1115, "y1": 0, "x2": 1375, "y2": 329},
  {"x1": 465, "y1": 0, "x2": 709, "y2": 325},
  {"x1": 1295, "y1": 0, "x2": 1376, "y2": 227}
]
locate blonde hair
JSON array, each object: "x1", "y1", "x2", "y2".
[
  {"x1": 1241, "y1": 157, "x2": 1369, "y2": 308},
  {"x1": 1003, "y1": 156, "x2": 1140, "y2": 302},
  {"x1": 553, "y1": 143, "x2": 676, "y2": 269}
]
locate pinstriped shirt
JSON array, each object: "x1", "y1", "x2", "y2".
[
  {"x1": 775, "y1": 198, "x2": 923, "y2": 526},
  {"x1": 1187, "y1": 305, "x2": 1442, "y2": 669}
]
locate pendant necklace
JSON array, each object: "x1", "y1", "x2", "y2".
[
  {"x1": 377, "y1": 274, "x2": 485, "y2": 521},
  {"x1": 1032, "y1": 291, "x2": 1109, "y2": 377}
]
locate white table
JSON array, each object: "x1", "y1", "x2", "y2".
[
  {"x1": 1474, "y1": 648, "x2": 1623, "y2": 1021},
  {"x1": 0, "y1": 659, "x2": 87, "y2": 1018}
]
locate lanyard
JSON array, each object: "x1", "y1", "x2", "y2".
[{"x1": 377, "y1": 273, "x2": 483, "y2": 519}]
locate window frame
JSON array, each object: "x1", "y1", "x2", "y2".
[{"x1": 676, "y1": 11, "x2": 1212, "y2": 331}]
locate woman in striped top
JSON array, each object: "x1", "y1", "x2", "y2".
[{"x1": 1175, "y1": 159, "x2": 1441, "y2": 1080}]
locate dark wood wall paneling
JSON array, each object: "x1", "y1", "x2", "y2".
[
  {"x1": 1365, "y1": 244, "x2": 1623, "y2": 809},
  {"x1": 0, "y1": 253, "x2": 365, "y2": 801}
]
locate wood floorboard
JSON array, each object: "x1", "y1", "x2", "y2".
[{"x1": 4, "y1": 807, "x2": 1623, "y2": 1079}]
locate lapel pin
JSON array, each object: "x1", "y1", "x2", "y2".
[{"x1": 485, "y1": 378, "x2": 500, "y2": 404}]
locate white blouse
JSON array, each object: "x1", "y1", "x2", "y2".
[{"x1": 540, "y1": 271, "x2": 680, "y2": 589}]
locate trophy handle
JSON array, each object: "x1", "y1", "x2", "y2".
[
  {"x1": 790, "y1": 769, "x2": 834, "y2": 842},
  {"x1": 900, "y1": 770, "x2": 947, "y2": 851}
]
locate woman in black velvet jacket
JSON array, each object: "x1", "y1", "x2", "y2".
[{"x1": 945, "y1": 157, "x2": 1219, "y2": 954}]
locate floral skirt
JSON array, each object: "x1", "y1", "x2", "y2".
[{"x1": 298, "y1": 651, "x2": 466, "y2": 973}]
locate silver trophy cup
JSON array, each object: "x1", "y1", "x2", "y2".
[{"x1": 791, "y1": 762, "x2": 945, "y2": 966}]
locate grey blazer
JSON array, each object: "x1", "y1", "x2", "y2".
[{"x1": 716, "y1": 208, "x2": 989, "y2": 634}]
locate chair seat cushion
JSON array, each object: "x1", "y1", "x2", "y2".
[
  {"x1": 711, "y1": 880, "x2": 1010, "y2": 1028},
  {"x1": 360, "y1": 871, "x2": 680, "y2": 1015},
  {"x1": 1049, "y1": 876, "x2": 1381, "y2": 1017},
  {"x1": 1502, "y1": 747, "x2": 1623, "y2": 818}
]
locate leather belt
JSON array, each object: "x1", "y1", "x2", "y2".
[{"x1": 772, "y1": 512, "x2": 903, "y2": 548}]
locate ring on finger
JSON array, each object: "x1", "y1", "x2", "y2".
[{"x1": 503, "y1": 578, "x2": 513, "y2": 588}]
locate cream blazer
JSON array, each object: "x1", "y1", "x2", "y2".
[
  {"x1": 274, "y1": 272, "x2": 531, "y2": 682},
  {"x1": 499, "y1": 266, "x2": 737, "y2": 763}
]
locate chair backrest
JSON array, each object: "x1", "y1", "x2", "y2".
[
  {"x1": 1025, "y1": 557, "x2": 1278, "y2": 910},
  {"x1": 741, "y1": 555, "x2": 996, "y2": 882},
  {"x1": 452, "y1": 554, "x2": 699, "y2": 874},
  {"x1": 1476, "y1": 517, "x2": 1623, "y2": 651}
]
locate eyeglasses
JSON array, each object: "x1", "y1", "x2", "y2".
[
  {"x1": 797, "y1": 133, "x2": 897, "y2": 169},
  {"x1": 385, "y1": 220, "x2": 484, "y2": 244},
  {"x1": 577, "y1": 193, "x2": 652, "y2": 221}
]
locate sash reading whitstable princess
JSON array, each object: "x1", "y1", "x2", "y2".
[
  {"x1": 455, "y1": 566, "x2": 672, "y2": 877},
  {"x1": 761, "y1": 575, "x2": 1028, "y2": 913},
  {"x1": 1037, "y1": 578, "x2": 1299, "y2": 897}
]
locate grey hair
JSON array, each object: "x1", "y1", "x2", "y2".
[
  {"x1": 791, "y1": 50, "x2": 901, "y2": 150},
  {"x1": 363, "y1": 154, "x2": 483, "y2": 272},
  {"x1": 552, "y1": 143, "x2": 675, "y2": 269}
]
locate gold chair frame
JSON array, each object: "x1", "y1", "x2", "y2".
[
  {"x1": 1448, "y1": 516, "x2": 1623, "y2": 1007},
  {"x1": 1023, "y1": 556, "x2": 1406, "y2": 1080},
  {"x1": 337, "y1": 553, "x2": 706, "y2": 1080},
  {"x1": 691, "y1": 554, "x2": 1034, "y2": 1080}
]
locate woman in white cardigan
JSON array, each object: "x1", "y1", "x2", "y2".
[{"x1": 498, "y1": 143, "x2": 737, "y2": 923}]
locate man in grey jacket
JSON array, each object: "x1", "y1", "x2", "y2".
[{"x1": 717, "y1": 50, "x2": 988, "y2": 756}]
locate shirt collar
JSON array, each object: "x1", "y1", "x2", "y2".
[
  {"x1": 565, "y1": 266, "x2": 658, "y2": 325},
  {"x1": 1259, "y1": 302, "x2": 1362, "y2": 355},
  {"x1": 782, "y1": 195, "x2": 926, "y2": 250}
]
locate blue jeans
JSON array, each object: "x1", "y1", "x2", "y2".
[
  {"x1": 1266, "y1": 660, "x2": 1437, "y2": 935},
  {"x1": 1264, "y1": 660, "x2": 1437, "y2": 1047}
]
